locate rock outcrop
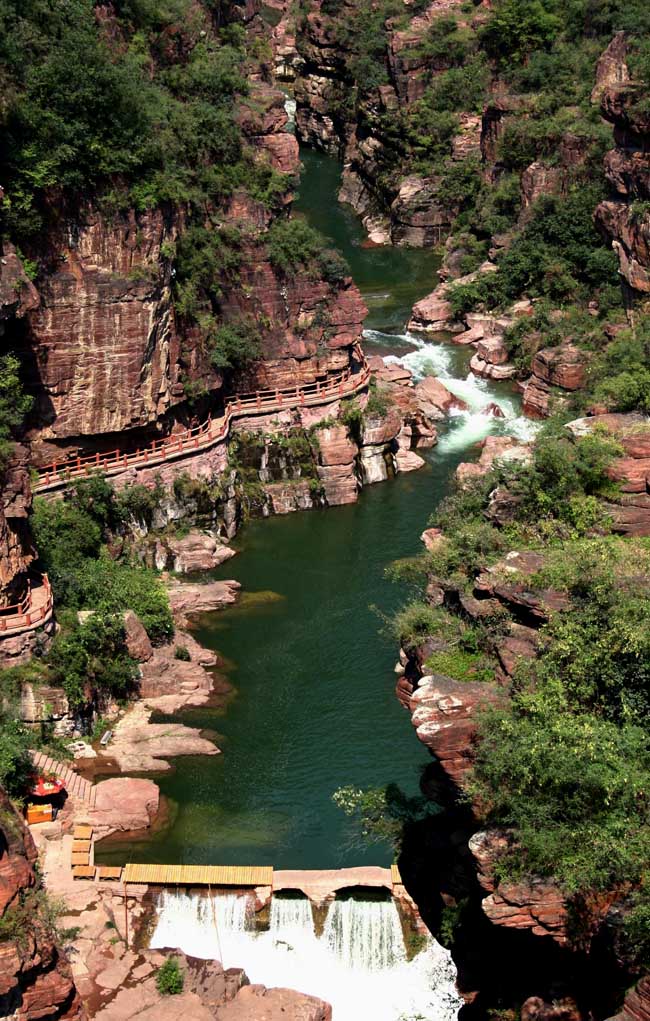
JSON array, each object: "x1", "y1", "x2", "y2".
[
  {"x1": 595, "y1": 35, "x2": 650, "y2": 307},
  {"x1": 0, "y1": 787, "x2": 86, "y2": 1021},
  {"x1": 566, "y1": 413, "x2": 650, "y2": 535},
  {"x1": 607, "y1": 976, "x2": 650, "y2": 1021}
]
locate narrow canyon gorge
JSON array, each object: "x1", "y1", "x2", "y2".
[{"x1": 1, "y1": 2, "x2": 650, "y2": 1021}]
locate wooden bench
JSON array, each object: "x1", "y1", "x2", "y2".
[
  {"x1": 72, "y1": 839, "x2": 92, "y2": 854},
  {"x1": 97, "y1": 866, "x2": 123, "y2": 882},
  {"x1": 73, "y1": 824, "x2": 93, "y2": 840},
  {"x1": 71, "y1": 852, "x2": 90, "y2": 866},
  {"x1": 73, "y1": 865, "x2": 96, "y2": 880}
]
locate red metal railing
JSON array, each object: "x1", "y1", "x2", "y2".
[
  {"x1": 34, "y1": 361, "x2": 371, "y2": 492},
  {"x1": 0, "y1": 574, "x2": 52, "y2": 633}
]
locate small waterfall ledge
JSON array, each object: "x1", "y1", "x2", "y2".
[{"x1": 149, "y1": 890, "x2": 463, "y2": 1021}]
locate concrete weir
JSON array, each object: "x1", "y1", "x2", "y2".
[
  {"x1": 121, "y1": 863, "x2": 405, "y2": 908},
  {"x1": 274, "y1": 866, "x2": 396, "y2": 906}
]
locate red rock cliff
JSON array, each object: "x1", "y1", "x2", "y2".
[{"x1": 0, "y1": 787, "x2": 86, "y2": 1021}]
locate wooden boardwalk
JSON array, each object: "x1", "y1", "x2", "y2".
[
  {"x1": 34, "y1": 360, "x2": 371, "y2": 493},
  {"x1": 123, "y1": 863, "x2": 273, "y2": 887},
  {"x1": 30, "y1": 750, "x2": 97, "y2": 806},
  {"x1": 0, "y1": 575, "x2": 53, "y2": 637}
]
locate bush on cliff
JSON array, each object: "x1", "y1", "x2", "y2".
[
  {"x1": 156, "y1": 956, "x2": 185, "y2": 995},
  {"x1": 32, "y1": 484, "x2": 173, "y2": 644},
  {"x1": 0, "y1": 353, "x2": 33, "y2": 472},
  {"x1": 267, "y1": 219, "x2": 349, "y2": 282},
  {"x1": 48, "y1": 611, "x2": 140, "y2": 709},
  {"x1": 470, "y1": 696, "x2": 650, "y2": 903},
  {"x1": 0, "y1": 716, "x2": 34, "y2": 799}
]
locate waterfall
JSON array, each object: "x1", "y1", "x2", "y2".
[
  {"x1": 323, "y1": 897, "x2": 404, "y2": 972},
  {"x1": 150, "y1": 890, "x2": 463, "y2": 1020},
  {"x1": 270, "y1": 894, "x2": 315, "y2": 937},
  {"x1": 363, "y1": 327, "x2": 540, "y2": 448}
]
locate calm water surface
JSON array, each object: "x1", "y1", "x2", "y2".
[{"x1": 97, "y1": 149, "x2": 523, "y2": 871}]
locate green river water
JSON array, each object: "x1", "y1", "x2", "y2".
[{"x1": 96, "y1": 145, "x2": 529, "y2": 872}]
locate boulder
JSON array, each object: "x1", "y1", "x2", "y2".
[
  {"x1": 123, "y1": 610, "x2": 153, "y2": 662},
  {"x1": 531, "y1": 345, "x2": 587, "y2": 391},
  {"x1": 469, "y1": 830, "x2": 568, "y2": 944},
  {"x1": 215, "y1": 984, "x2": 332, "y2": 1021},
  {"x1": 166, "y1": 579, "x2": 241, "y2": 627},
  {"x1": 409, "y1": 675, "x2": 502, "y2": 788},
  {"x1": 91, "y1": 777, "x2": 160, "y2": 834},
  {"x1": 158, "y1": 531, "x2": 236, "y2": 574},
  {"x1": 414, "y1": 376, "x2": 468, "y2": 420},
  {"x1": 469, "y1": 353, "x2": 516, "y2": 380}
]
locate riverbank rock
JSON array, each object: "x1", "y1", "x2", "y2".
[
  {"x1": 469, "y1": 830, "x2": 568, "y2": 944},
  {"x1": 414, "y1": 376, "x2": 468, "y2": 419},
  {"x1": 408, "y1": 288, "x2": 462, "y2": 334},
  {"x1": 216, "y1": 984, "x2": 332, "y2": 1021},
  {"x1": 139, "y1": 629, "x2": 219, "y2": 707},
  {"x1": 98, "y1": 701, "x2": 219, "y2": 774},
  {"x1": 408, "y1": 675, "x2": 503, "y2": 788},
  {"x1": 456, "y1": 435, "x2": 532, "y2": 484},
  {"x1": 607, "y1": 975, "x2": 650, "y2": 1021},
  {"x1": 90, "y1": 777, "x2": 161, "y2": 835},
  {"x1": 566, "y1": 414, "x2": 650, "y2": 534},
  {"x1": 155, "y1": 531, "x2": 237, "y2": 573},
  {"x1": 166, "y1": 579, "x2": 241, "y2": 627}
]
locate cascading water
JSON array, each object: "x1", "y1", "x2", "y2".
[
  {"x1": 323, "y1": 896, "x2": 405, "y2": 971},
  {"x1": 364, "y1": 327, "x2": 540, "y2": 452},
  {"x1": 149, "y1": 890, "x2": 463, "y2": 1020}
]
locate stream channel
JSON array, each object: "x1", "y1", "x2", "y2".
[{"x1": 97, "y1": 130, "x2": 536, "y2": 1020}]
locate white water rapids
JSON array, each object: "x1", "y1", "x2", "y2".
[
  {"x1": 365, "y1": 328, "x2": 540, "y2": 453},
  {"x1": 150, "y1": 890, "x2": 463, "y2": 1020}
]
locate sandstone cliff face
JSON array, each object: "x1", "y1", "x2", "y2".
[
  {"x1": 23, "y1": 203, "x2": 196, "y2": 458},
  {"x1": 0, "y1": 787, "x2": 86, "y2": 1021},
  {"x1": 595, "y1": 35, "x2": 650, "y2": 305},
  {"x1": 0, "y1": 444, "x2": 35, "y2": 607}
]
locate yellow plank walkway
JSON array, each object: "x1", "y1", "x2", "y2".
[
  {"x1": 123, "y1": 863, "x2": 404, "y2": 890},
  {"x1": 123, "y1": 863, "x2": 274, "y2": 887}
]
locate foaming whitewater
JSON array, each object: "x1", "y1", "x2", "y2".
[
  {"x1": 364, "y1": 327, "x2": 540, "y2": 453},
  {"x1": 150, "y1": 890, "x2": 462, "y2": 1021}
]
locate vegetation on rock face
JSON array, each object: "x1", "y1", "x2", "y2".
[
  {"x1": 0, "y1": 354, "x2": 33, "y2": 472},
  {"x1": 389, "y1": 417, "x2": 650, "y2": 969},
  {"x1": 32, "y1": 476, "x2": 173, "y2": 644},
  {"x1": 156, "y1": 956, "x2": 185, "y2": 995}
]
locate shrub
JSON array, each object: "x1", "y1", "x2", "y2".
[
  {"x1": 208, "y1": 318, "x2": 261, "y2": 371},
  {"x1": 0, "y1": 353, "x2": 33, "y2": 472},
  {"x1": 156, "y1": 956, "x2": 184, "y2": 996},
  {"x1": 174, "y1": 645, "x2": 191, "y2": 661},
  {"x1": 48, "y1": 612, "x2": 140, "y2": 708},
  {"x1": 0, "y1": 716, "x2": 34, "y2": 798}
]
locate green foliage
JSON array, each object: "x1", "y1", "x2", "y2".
[
  {"x1": 450, "y1": 188, "x2": 619, "y2": 315},
  {"x1": 591, "y1": 322, "x2": 650, "y2": 413},
  {"x1": 174, "y1": 645, "x2": 191, "y2": 661},
  {"x1": 156, "y1": 956, "x2": 185, "y2": 995},
  {"x1": 0, "y1": 353, "x2": 33, "y2": 471},
  {"x1": 0, "y1": 716, "x2": 34, "y2": 798},
  {"x1": 470, "y1": 696, "x2": 650, "y2": 910},
  {"x1": 207, "y1": 318, "x2": 261, "y2": 371},
  {"x1": 425, "y1": 646, "x2": 494, "y2": 684},
  {"x1": 480, "y1": 0, "x2": 562, "y2": 64},
  {"x1": 48, "y1": 612, "x2": 139, "y2": 708},
  {"x1": 332, "y1": 783, "x2": 436, "y2": 850},
  {"x1": 528, "y1": 539, "x2": 650, "y2": 724},
  {"x1": 267, "y1": 219, "x2": 348, "y2": 282},
  {"x1": 0, "y1": 0, "x2": 253, "y2": 237},
  {"x1": 390, "y1": 600, "x2": 443, "y2": 651},
  {"x1": 32, "y1": 480, "x2": 173, "y2": 643}
]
